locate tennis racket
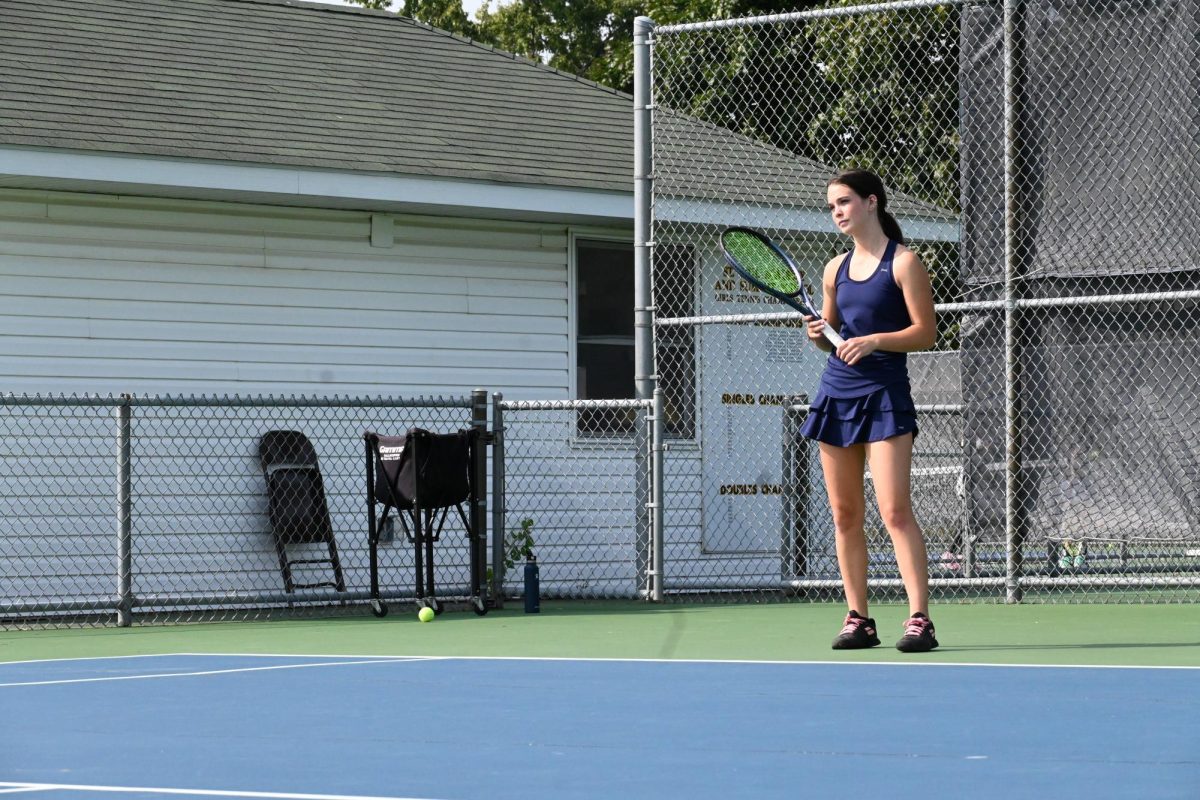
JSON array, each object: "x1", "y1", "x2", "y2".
[{"x1": 719, "y1": 227, "x2": 844, "y2": 348}]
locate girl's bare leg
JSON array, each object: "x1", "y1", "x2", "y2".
[
  {"x1": 819, "y1": 442, "x2": 869, "y2": 615},
  {"x1": 865, "y1": 433, "x2": 929, "y2": 615}
]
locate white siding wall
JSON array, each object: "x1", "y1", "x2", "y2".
[{"x1": 0, "y1": 189, "x2": 579, "y2": 397}]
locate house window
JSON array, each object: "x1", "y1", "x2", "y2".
[
  {"x1": 576, "y1": 239, "x2": 636, "y2": 435},
  {"x1": 574, "y1": 238, "x2": 695, "y2": 438}
]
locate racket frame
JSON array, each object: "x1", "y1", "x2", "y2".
[{"x1": 719, "y1": 227, "x2": 845, "y2": 348}]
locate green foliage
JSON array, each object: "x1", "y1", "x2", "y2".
[
  {"x1": 651, "y1": 1, "x2": 831, "y2": 154},
  {"x1": 472, "y1": 0, "x2": 643, "y2": 92},
  {"x1": 350, "y1": 0, "x2": 477, "y2": 36},
  {"x1": 805, "y1": 2, "x2": 960, "y2": 210},
  {"x1": 406, "y1": 0, "x2": 479, "y2": 36},
  {"x1": 504, "y1": 516, "x2": 536, "y2": 569},
  {"x1": 484, "y1": 517, "x2": 535, "y2": 597}
]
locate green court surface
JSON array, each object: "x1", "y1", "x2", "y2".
[{"x1": 2, "y1": 602, "x2": 1197, "y2": 667}]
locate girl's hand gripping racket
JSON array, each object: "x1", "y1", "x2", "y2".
[{"x1": 719, "y1": 227, "x2": 845, "y2": 347}]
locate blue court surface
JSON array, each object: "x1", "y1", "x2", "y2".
[{"x1": 2, "y1": 653, "x2": 1197, "y2": 799}]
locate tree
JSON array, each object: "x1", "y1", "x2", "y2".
[
  {"x1": 806, "y1": 2, "x2": 960, "y2": 210},
  {"x1": 647, "y1": 0, "x2": 831, "y2": 157},
  {"x1": 352, "y1": 0, "x2": 477, "y2": 38},
  {"x1": 405, "y1": 0, "x2": 478, "y2": 37},
  {"x1": 356, "y1": 0, "x2": 820, "y2": 95},
  {"x1": 473, "y1": 0, "x2": 640, "y2": 92}
]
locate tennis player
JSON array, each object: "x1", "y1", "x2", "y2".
[{"x1": 800, "y1": 169, "x2": 939, "y2": 652}]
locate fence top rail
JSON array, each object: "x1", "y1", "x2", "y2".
[
  {"x1": 0, "y1": 394, "x2": 475, "y2": 409},
  {"x1": 657, "y1": 289, "x2": 1200, "y2": 328},
  {"x1": 1016, "y1": 289, "x2": 1200, "y2": 309},
  {"x1": 498, "y1": 398, "x2": 653, "y2": 411},
  {"x1": 655, "y1": 301, "x2": 999, "y2": 327},
  {"x1": 653, "y1": 0, "x2": 982, "y2": 35}
]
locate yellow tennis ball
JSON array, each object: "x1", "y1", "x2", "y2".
[{"x1": 418, "y1": 606, "x2": 435, "y2": 623}]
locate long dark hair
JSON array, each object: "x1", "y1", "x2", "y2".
[{"x1": 828, "y1": 169, "x2": 905, "y2": 245}]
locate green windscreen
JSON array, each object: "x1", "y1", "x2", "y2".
[{"x1": 722, "y1": 230, "x2": 799, "y2": 294}]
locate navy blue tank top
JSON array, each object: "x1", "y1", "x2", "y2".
[{"x1": 818, "y1": 240, "x2": 911, "y2": 397}]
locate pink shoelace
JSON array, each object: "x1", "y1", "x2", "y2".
[
  {"x1": 840, "y1": 615, "x2": 870, "y2": 636},
  {"x1": 902, "y1": 616, "x2": 931, "y2": 637}
]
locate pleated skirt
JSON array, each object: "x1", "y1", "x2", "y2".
[{"x1": 799, "y1": 383, "x2": 918, "y2": 446}]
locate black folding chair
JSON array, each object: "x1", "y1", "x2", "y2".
[
  {"x1": 364, "y1": 427, "x2": 487, "y2": 618},
  {"x1": 258, "y1": 430, "x2": 346, "y2": 594}
]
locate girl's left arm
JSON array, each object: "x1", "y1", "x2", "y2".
[{"x1": 876, "y1": 249, "x2": 937, "y2": 352}]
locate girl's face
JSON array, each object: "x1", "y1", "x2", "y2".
[{"x1": 826, "y1": 183, "x2": 876, "y2": 237}]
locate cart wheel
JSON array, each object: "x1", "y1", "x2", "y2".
[
  {"x1": 472, "y1": 597, "x2": 488, "y2": 617},
  {"x1": 370, "y1": 599, "x2": 388, "y2": 618}
]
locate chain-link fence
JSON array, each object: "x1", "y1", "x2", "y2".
[
  {"x1": 492, "y1": 397, "x2": 656, "y2": 603},
  {"x1": 638, "y1": 0, "x2": 1200, "y2": 602},
  {"x1": 1, "y1": 394, "x2": 484, "y2": 628},
  {"x1": 1, "y1": 394, "x2": 658, "y2": 628}
]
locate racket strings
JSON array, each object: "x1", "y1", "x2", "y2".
[{"x1": 722, "y1": 231, "x2": 801, "y2": 295}]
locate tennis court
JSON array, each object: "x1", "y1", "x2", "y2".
[
  {"x1": 2, "y1": 1, "x2": 1199, "y2": 796},
  {"x1": 3, "y1": 602, "x2": 1197, "y2": 800}
]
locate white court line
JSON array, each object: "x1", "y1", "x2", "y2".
[
  {"x1": 157, "y1": 652, "x2": 1200, "y2": 671},
  {"x1": 4, "y1": 651, "x2": 1194, "y2": 673},
  {"x1": 0, "y1": 653, "x2": 430, "y2": 668},
  {"x1": 0, "y1": 787, "x2": 54, "y2": 794},
  {"x1": 0, "y1": 784, "x2": 447, "y2": 800},
  {"x1": 0, "y1": 657, "x2": 427, "y2": 671},
  {"x1": 279, "y1": 653, "x2": 1198, "y2": 671},
  {"x1": 0, "y1": 657, "x2": 435, "y2": 688}
]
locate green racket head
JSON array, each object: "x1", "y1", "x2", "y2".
[{"x1": 721, "y1": 229, "x2": 801, "y2": 295}]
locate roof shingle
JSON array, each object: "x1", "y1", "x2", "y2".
[{"x1": 0, "y1": 0, "x2": 634, "y2": 192}]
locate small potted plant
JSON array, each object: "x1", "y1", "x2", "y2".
[{"x1": 486, "y1": 517, "x2": 535, "y2": 607}]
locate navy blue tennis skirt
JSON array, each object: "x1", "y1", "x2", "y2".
[{"x1": 800, "y1": 383, "x2": 918, "y2": 446}]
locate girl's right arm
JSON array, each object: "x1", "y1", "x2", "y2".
[{"x1": 806, "y1": 255, "x2": 842, "y2": 352}]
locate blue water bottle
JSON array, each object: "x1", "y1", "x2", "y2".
[{"x1": 523, "y1": 555, "x2": 540, "y2": 613}]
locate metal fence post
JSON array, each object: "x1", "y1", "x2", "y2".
[
  {"x1": 490, "y1": 392, "x2": 505, "y2": 608},
  {"x1": 471, "y1": 389, "x2": 489, "y2": 609},
  {"x1": 782, "y1": 396, "x2": 809, "y2": 584},
  {"x1": 633, "y1": 14, "x2": 655, "y2": 406},
  {"x1": 116, "y1": 393, "x2": 134, "y2": 627},
  {"x1": 1003, "y1": 0, "x2": 1025, "y2": 604},
  {"x1": 634, "y1": 401, "x2": 651, "y2": 598},
  {"x1": 634, "y1": 15, "x2": 658, "y2": 602},
  {"x1": 650, "y1": 389, "x2": 665, "y2": 602}
]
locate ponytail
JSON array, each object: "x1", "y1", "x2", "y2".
[
  {"x1": 879, "y1": 209, "x2": 905, "y2": 246},
  {"x1": 828, "y1": 169, "x2": 905, "y2": 245}
]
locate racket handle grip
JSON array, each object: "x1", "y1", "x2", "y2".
[{"x1": 823, "y1": 328, "x2": 845, "y2": 348}]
